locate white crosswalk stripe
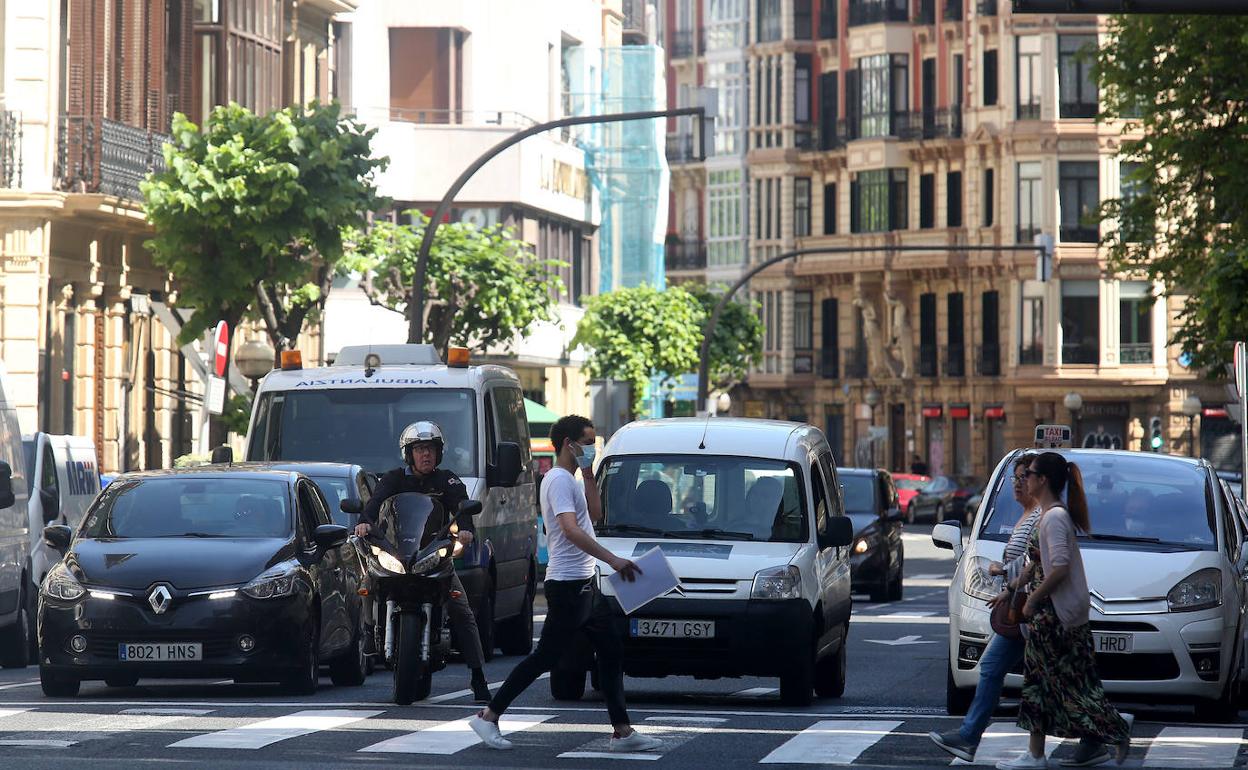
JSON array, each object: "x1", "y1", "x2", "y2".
[
  {"x1": 950, "y1": 723, "x2": 1061, "y2": 766},
  {"x1": 357, "y1": 713, "x2": 555, "y2": 754},
  {"x1": 557, "y1": 716, "x2": 712, "y2": 761},
  {"x1": 168, "y1": 709, "x2": 382, "y2": 749},
  {"x1": 760, "y1": 720, "x2": 901, "y2": 765},
  {"x1": 1142, "y1": 726, "x2": 1245, "y2": 768}
]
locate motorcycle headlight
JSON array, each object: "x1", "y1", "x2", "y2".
[
  {"x1": 42, "y1": 563, "x2": 85, "y2": 601},
  {"x1": 370, "y1": 545, "x2": 406, "y2": 575},
  {"x1": 962, "y1": 556, "x2": 999, "y2": 602},
  {"x1": 408, "y1": 548, "x2": 442, "y2": 575},
  {"x1": 241, "y1": 561, "x2": 301, "y2": 599},
  {"x1": 1168, "y1": 567, "x2": 1222, "y2": 612},
  {"x1": 751, "y1": 565, "x2": 801, "y2": 600}
]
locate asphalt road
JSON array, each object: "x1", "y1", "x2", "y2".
[{"x1": 0, "y1": 530, "x2": 1243, "y2": 768}]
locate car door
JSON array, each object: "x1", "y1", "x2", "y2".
[
  {"x1": 297, "y1": 480, "x2": 345, "y2": 655},
  {"x1": 812, "y1": 450, "x2": 851, "y2": 632},
  {"x1": 484, "y1": 386, "x2": 537, "y2": 619},
  {"x1": 878, "y1": 472, "x2": 902, "y2": 569}
]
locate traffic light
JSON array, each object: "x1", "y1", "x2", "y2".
[{"x1": 1149, "y1": 416, "x2": 1164, "y2": 452}]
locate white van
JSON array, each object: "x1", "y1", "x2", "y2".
[
  {"x1": 243, "y1": 344, "x2": 539, "y2": 658},
  {"x1": 0, "y1": 363, "x2": 31, "y2": 667},
  {"x1": 555, "y1": 418, "x2": 855, "y2": 707},
  {"x1": 22, "y1": 433, "x2": 99, "y2": 592}
]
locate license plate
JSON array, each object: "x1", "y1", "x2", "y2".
[
  {"x1": 118, "y1": 642, "x2": 203, "y2": 661},
  {"x1": 629, "y1": 619, "x2": 715, "y2": 639},
  {"x1": 1093, "y1": 632, "x2": 1133, "y2": 654}
]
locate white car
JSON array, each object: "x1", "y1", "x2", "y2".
[{"x1": 934, "y1": 448, "x2": 1248, "y2": 722}]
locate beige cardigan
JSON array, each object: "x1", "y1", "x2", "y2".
[{"x1": 1036, "y1": 506, "x2": 1090, "y2": 629}]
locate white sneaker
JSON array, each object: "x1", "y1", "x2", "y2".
[
  {"x1": 996, "y1": 751, "x2": 1048, "y2": 770},
  {"x1": 469, "y1": 715, "x2": 513, "y2": 750},
  {"x1": 609, "y1": 730, "x2": 663, "y2": 753}
]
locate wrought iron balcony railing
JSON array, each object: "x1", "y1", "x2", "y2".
[
  {"x1": 978, "y1": 0, "x2": 999, "y2": 15},
  {"x1": 917, "y1": 0, "x2": 936, "y2": 24},
  {"x1": 820, "y1": 348, "x2": 840, "y2": 379},
  {"x1": 666, "y1": 132, "x2": 698, "y2": 163},
  {"x1": 794, "y1": 352, "x2": 815, "y2": 375},
  {"x1": 1062, "y1": 342, "x2": 1099, "y2": 365},
  {"x1": 664, "y1": 239, "x2": 707, "y2": 271},
  {"x1": 670, "y1": 28, "x2": 695, "y2": 58},
  {"x1": 844, "y1": 346, "x2": 868, "y2": 378},
  {"x1": 976, "y1": 343, "x2": 1001, "y2": 376},
  {"x1": 1019, "y1": 344, "x2": 1044, "y2": 365},
  {"x1": 915, "y1": 108, "x2": 964, "y2": 140},
  {"x1": 848, "y1": 0, "x2": 909, "y2": 26},
  {"x1": 56, "y1": 115, "x2": 171, "y2": 201},
  {"x1": 919, "y1": 343, "x2": 938, "y2": 377},
  {"x1": 1120, "y1": 342, "x2": 1153, "y2": 364},
  {"x1": 943, "y1": 0, "x2": 963, "y2": 21},
  {"x1": 0, "y1": 109, "x2": 22, "y2": 188},
  {"x1": 943, "y1": 343, "x2": 966, "y2": 377}
]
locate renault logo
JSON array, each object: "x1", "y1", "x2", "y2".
[{"x1": 148, "y1": 584, "x2": 172, "y2": 614}]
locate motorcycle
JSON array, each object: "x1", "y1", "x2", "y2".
[{"x1": 361, "y1": 491, "x2": 483, "y2": 704}]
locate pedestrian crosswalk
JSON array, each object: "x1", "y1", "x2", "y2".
[{"x1": 0, "y1": 705, "x2": 1245, "y2": 765}]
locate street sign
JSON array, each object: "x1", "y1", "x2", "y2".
[
  {"x1": 1034, "y1": 424, "x2": 1072, "y2": 449},
  {"x1": 206, "y1": 376, "x2": 226, "y2": 416},
  {"x1": 212, "y1": 321, "x2": 230, "y2": 378}
]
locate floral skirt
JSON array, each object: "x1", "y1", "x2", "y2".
[{"x1": 1018, "y1": 604, "x2": 1129, "y2": 743}]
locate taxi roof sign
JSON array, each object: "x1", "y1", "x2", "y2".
[{"x1": 1035, "y1": 424, "x2": 1073, "y2": 449}]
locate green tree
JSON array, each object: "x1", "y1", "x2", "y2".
[
  {"x1": 142, "y1": 101, "x2": 386, "y2": 349},
  {"x1": 341, "y1": 213, "x2": 565, "y2": 357},
  {"x1": 1095, "y1": 16, "x2": 1248, "y2": 371},
  {"x1": 686, "y1": 283, "x2": 764, "y2": 392}
]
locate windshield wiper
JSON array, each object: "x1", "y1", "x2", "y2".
[
  {"x1": 1087, "y1": 533, "x2": 1162, "y2": 544},
  {"x1": 694, "y1": 528, "x2": 756, "y2": 541},
  {"x1": 597, "y1": 524, "x2": 666, "y2": 537},
  {"x1": 165, "y1": 532, "x2": 231, "y2": 538}
]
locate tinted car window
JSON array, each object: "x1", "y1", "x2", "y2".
[
  {"x1": 310, "y1": 476, "x2": 352, "y2": 526},
  {"x1": 80, "y1": 477, "x2": 291, "y2": 538},
  {"x1": 841, "y1": 475, "x2": 876, "y2": 514},
  {"x1": 895, "y1": 477, "x2": 927, "y2": 491}
]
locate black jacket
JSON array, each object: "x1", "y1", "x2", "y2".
[{"x1": 361, "y1": 466, "x2": 473, "y2": 533}]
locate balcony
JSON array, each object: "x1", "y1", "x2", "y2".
[
  {"x1": 622, "y1": 0, "x2": 649, "y2": 42},
  {"x1": 848, "y1": 0, "x2": 909, "y2": 26},
  {"x1": 794, "y1": 351, "x2": 815, "y2": 375},
  {"x1": 1019, "y1": 344, "x2": 1044, "y2": 365},
  {"x1": 1061, "y1": 225, "x2": 1099, "y2": 244},
  {"x1": 1120, "y1": 342, "x2": 1153, "y2": 364},
  {"x1": 1, "y1": 109, "x2": 21, "y2": 188},
  {"x1": 670, "y1": 28, "x2": 699, "y2": 58},
  {"x1": 916, "y1": 108, "x2": 964, "y2": 139},
  {"x1": 976, "y1": 343, "x2": 1001, "y2": 376},
  {"x1": 917, "y1": 0, "x2": 936, "y2": 24},
  {"x1": 820, "y1": 348, "x2": 840, "y2": 379},
  {"x1": 844, "y1": 346, "x2": 868, "y2": 378},
  {"x1": 1062, "y1": 342, "x2": 1099, "y2": 365},
  {"x1": 664, "y1": 239, "x2": 707, "y2": 271},
  {"x1": 978, "y1": 0, "x2": 998, "y2": 14},
  {"x1": 1060, "y1": 101, "x2": 1098, "y2": 119},
  {"x1": 666, "y1": 133, "x2": 698, "y2": 163},
  {"x1": 918, "y1": 343, "x2": 938, "y2": 377},
  {"x1": 1017, "y1": 102, "x2": 1041, "y2": 121},
  {"x1": 943, "y1": 343, "x2": 966, "y2": 377},
  {"x1": 56, "y1": 116, "x2": 170, "y2": 201},
  {"x1": 1016, "y1": 225, "x2": 1041, "y2": 245},
  {"x1": 819, "y1": 7, "x2": 838, "y2": 38},
  {"x1": 943, "y1": 0, "x2": 963, "y2": 21},
  {"x1": 795, "y1": 124, "x2": 818, "y2": 150}
]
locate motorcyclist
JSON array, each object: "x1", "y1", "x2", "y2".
[{"x1": 355, "y1": 421, "x2": 492, "y2": 703}]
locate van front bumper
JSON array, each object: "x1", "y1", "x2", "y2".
[{"x1": 603, "y1": 596, "x2": 812, "y2": 679}]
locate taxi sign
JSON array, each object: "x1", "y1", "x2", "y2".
[{"x1": 1035, "y1": 424, "x2": 1072, "y2": 449}]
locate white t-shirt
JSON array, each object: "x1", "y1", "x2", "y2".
[{"x1": 540, "y1": 467, "x2": 597, "y2": 581}]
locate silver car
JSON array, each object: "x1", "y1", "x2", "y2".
[{"x1": 935, "y1": 449, "x2": 1248, "y2": 722}]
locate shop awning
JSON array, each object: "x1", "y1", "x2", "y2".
[{"x1": 524, "y1": 398, "x2": 560, "y2": 425}]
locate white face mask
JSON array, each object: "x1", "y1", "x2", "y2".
[{"x1": 575, "y1": 443, "x2": 596, "y2": 469}]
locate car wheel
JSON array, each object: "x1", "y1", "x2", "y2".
[
  {"x1": 780, "y1": 646, "x2": 815, "y2": 707},
  {"x1": 814, "y1": 627, "x2": 847, "y2": 699},
  {"x1": 284, "y1": 624, "x2": 320, "y2": 696},
  {"x1": 0, "y1": 583, "x2": 31, "y2": 669},
  {"x1": 40, "y1": 666, "x2": 79, "y2": 697},
  {"x1": 497, "y1": 565, "x2": 535, "y2": 656},
  {"x1": 946, "y1": 662, "x2": 973, "y2": 716},
  {"x1": 550, "y1": 667, "x2": 587, "y2": 701},
  {"x1": 474, "y1": 575, "x2": 496, "y2": 663},
  {"x1": 105, "y1": 674, "x2": 140, "y2": 688},
  {"x1": 887, "y1": 549, "x2": 904, "y2": 602},
  {"x1": 868, "y1": 578, "x2": 888, "y2": 603},
  {"x1": 329, "y1": 616, "x2": 368, "y2": 687}
]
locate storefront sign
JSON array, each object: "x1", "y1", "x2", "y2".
[
  {"x1": 921, "y1": 406, "x2": 943, "y2": 418},
  {"x1": 540, "y1": 157, "x2": 590, "y2": 201},
  {"x1": 984, "y1": 406, "x2": 1005, "y2": 420},
  {"x1": 950, "y1": 406, "x2": 970, "y2": 419}
]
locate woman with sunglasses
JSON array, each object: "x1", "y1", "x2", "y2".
[{"x1": 996, "y1": 452, "x2": 1132, "y2": 770}]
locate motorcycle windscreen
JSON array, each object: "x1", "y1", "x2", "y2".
[{"x1": 376, "y1": 492, "x2": 446, "y2": 560}]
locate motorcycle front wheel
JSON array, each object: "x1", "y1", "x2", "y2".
[{"x1": 392, "y1": 612, "x2": 432, "y2": 704}]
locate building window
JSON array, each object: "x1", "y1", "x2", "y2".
[
  {"x1": 947, "y1": 171, "x2": 963, "y2": 227},
  {"x1": 980, "y1": 290, "x2": 1000, "y2": 375},
  {"x1": 794, "y1": 290, "x2": 814, "y2": 351},
  {"x1": 1016, "y1": 161, "x2": 1042, "y2": 243},
  {"x1": 821, "y1": 298, "x2": 839, "y2": 378},
  {"x1": 946, "y1": 292, "x2": 965, "y2": 377},
  {"x1": 857, "y1": 54, "x2": 908, "y2": 138},
  {"x1": 823, "y1": 182, "x2": 837, "y2": 234},
  {"x1": 760, "y1": 290, "x2": 781, "y2": 373},
  {"x1": 708, "y1": 168, "x2": 745, "y2": 266},
  {"x1": 794, "y1": 178, "x2": 812, "y2": 237},
  {"x1": 757, "y1": 0, "x2": 781, "y2": 42},
  {"x1": 708, "y1": 60, "x2": 745, "y2": 155},
  {"x1": 982, "y1": 49, "x2": 998, "y2": 106},
  {"x1": 1061, "y1": 280, "x2": 1100, "y2": 365},
  {"x1": 889, "y1": 169, "x2": 908, "y2": 230},
  {"x1": 1119, "y1": 281, "x2": 1153, "y2": 364},
  {"x1": 1058, "y1": 35, "x2": 1098, "y2": 119},
  {"x1": 819, "y1": 72, "x2": 839, "y2": 149},
  {"x1": 852, "y1": 169, "x2": 907, "y2": 233},
  {"x1": 919, "y1": 174, "x2": 935, "y2": 229},
  {"x1": 1118, "y1": 161, "x2": 1151, "y2": 243},
  {"x1": 795, "y1": 54, "x2": 813, "y2": 145},
  {"x1": 919, "y1": 292, "x2": 937, "y2": 376},
  {"x1": 1016, "y1": 35, "x2": 1041, "y2": 120},
  {"x1": 1019, "y1": 280, "x2": 1045, "y2": 365},
  {"x1": 795, "y1": 0, "x2": 814, "y2": 38},
  {"x1": 707, "y1": 0, "x2": 746, "y2": 50},
  {"x1": 1059, "y1": 161, "x2": 1099, "y2": 243},
  {"x1": 983, "y1": 168, "x2": 995, "y2": 226},
  {"x1": 389, "y1": 27, "x2": 463, "y2": 120}
]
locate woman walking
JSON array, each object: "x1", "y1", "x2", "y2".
[{"x1": 997, "y1": 452, "x2": 1131, "y2": 770}]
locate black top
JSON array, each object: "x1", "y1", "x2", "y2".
[{"x1": 361, "y1": 466, "x2": 473, "y2": 533}]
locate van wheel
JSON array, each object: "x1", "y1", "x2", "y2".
[
  {"x1": 946, "y1": 664, "x2": 973, "y2": 716},
  {"x1": 550, "y1": 668, "x2": 586, "y2": 701},
  {"x1": 473, "y1": 575, "x2": 496, "y2": 663},
  {"x1": 814, "y1": 627, "x2": 847, "y2": 698},
  {"x1": 0, "y1": 584, "x2": 31, "y2": 669},
  {"x1": 498, "y1": 567, "x2": 535, "y2": 656},
  {"x1": 780, "y1": 648, "x2": 815, "y2": 706},
  {"x1": 40, "y1": 667, "x2": 79, "y2": 697},
  {"x1": 26, "y1": 579, "x2": 38, "y2": 661}
]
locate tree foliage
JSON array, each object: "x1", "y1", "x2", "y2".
[
  {"x1": 571, "y1": 284, "x2": 762, "y2": 416},
  {"x1": 341, "y1": 213, "x2": 565, "y2": 356},
  {"x1": 142, "y1": 101, "x2": 386, "y2": 349},
  {"x1": 1095, "y1": 16, "x2": 1248, "y2": 372}
]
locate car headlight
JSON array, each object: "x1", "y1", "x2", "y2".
[
  {"x1": 1168, "y1": 567, "x2": 1222, "y2": 612},
  {"x1": 751, "y1": 565, "x2": 801, "y2": 600},
  {"x1": 241, "y1": 561, "x2": 301, "y2": 599},
  {"x1": 42, "y1": 563, "x2": 85, "y2": 601},
  {"x1": 961, "y1": 556, "x2": 999, "y2": 601},
  {"x1": 371, "y1": 545, "x2": 406, "y2": 575}
]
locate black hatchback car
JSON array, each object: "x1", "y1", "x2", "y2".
[
  {"x1": 37, "y1": 467, "x2": 368, "y2": 696},
  {"x1": 838, "y1": 468, "x2": 904, "y2": 602}
]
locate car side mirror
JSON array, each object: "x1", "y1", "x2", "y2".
[
  {"x1": 43, "y1": 524, "x2": 73, "y2": 554},
  {"x1": 819, "y1": 516, "x2": 854, "y2": 549},
  {"x1": 932, "y1": 520, "x2": 964, "y2": 560},
  {"x1": 339, "y1": 499, "x2": 362, "y2": 515},
  {"x1": 0, "y1": 461, "x2": 14, "y2": 509},
  {"x1": 458, "y1": 500, "x2": 483, "y2": 518},
  {"x1": 314, "y1": 523, "x2": 349, "y2": 550},
  {"x1": 40, "y1": 488, "x2": 61, "y2": 523},
  {"x1": 489, "y1": 441, "x2": 524, "y2": 488},
  {"x1": 210, "y1": 445, "x2": 234, "y2": 464},
  {"x1": 884, "y1": 507, "x2": 903, "y2": 523}
]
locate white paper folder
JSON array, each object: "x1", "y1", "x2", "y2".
[{"x1": 606, "y1": 546, "x2": 680, "y2": 615}]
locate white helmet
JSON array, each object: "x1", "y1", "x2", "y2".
[{"x1": 399, "y1": 421, "x2": 444, "y2": 464}]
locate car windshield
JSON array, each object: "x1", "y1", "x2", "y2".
[
  {"x1": 598, "y1": 455, "x2": 808, "y2": 543},
  {"x1": 925, "y1": 477, "x2": 953, "y2": 493},
  {"x1": 78, "y1": 477, "x2": 292, "y2": 539},
  {"x1": 979, "y1": 453, "x2": 1217, "y2": 550},
  {"x1": 310, "y1": 476, "x2": 352, "y2": 527},
  {"x1": 247, "y1": 388, "x2": 478, "y2": 477},
  {"x1": 894, "y1": 477, "x2": 927, "y2": 491},
  {"x1": 841, "y1": 475, "x2": 876, "y2": 514}
]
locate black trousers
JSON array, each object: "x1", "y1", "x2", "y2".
[{"x1": 488, "y1": 578, "x2": 629, "y2": 726}]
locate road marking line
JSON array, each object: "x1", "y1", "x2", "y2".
[
  {"x1": 427, "y1": 672, "x2": 548, "y2": 703},
  {"x1": 760, "y1": 719, "x2": 901, "y2": 764},
  {"x1": 644, "y1": 716, "x2": 726, "y2": 724},
  {"x1": 121, "y1": 708, "x2": 215, "y2": 716},
  {"x1": 0, "y1": 708, "x2": 32, "y2": 719},
  {"x1": 358, "y1": 713, "x2": 554, "y2": 754},
  {"x1": 0, "y1": 681, "x2": 39, "y2": 691},
  {"x1": 1142, "y1": 727, "x2": 1245, "y2": 768},
  {"x1": 851, "y1": 615, "x2": 948, "y2": 625},
  {"x1": 168, "y1": 709, "x2": 382, "y2": 749},
  {"x1": 910, "y1": 573, "x2": 950, "y2": 580},
  {"x1": 560, "y1": 750, "x2": 662, "y2": 761},
  {"x1": 0, "y1": 739, "x2": 77, "y2": 748},
  {"x1": 559, "y1": 722, "x2": 706, "y2": 761},
  {"x1": 884, "y1": 610, "x2": 936, "y2": 617},
  {"x1": 951, "y1": 723, "x2": 1061, "y2": 766},
  {"x1": 730, "y1": 687, "x2": 777, "y2": 698}
]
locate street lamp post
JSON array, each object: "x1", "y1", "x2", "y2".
[
  {"x1": 235, "y1": 338, "x2": 276, "y2": 393},
  {"x1": 1063, "y1": 392, "x2": 1084, "y2": 447},
  {"x1": 716, "y1": 392, "x2": 732, "y2": 416},
  {"x1": 1181, "y1": 395, "x2": 1203, "y2": 457}
]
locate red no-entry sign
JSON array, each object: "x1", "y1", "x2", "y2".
[{"x1": 213, "y1": 321, "x2": 229, "y2": 377}]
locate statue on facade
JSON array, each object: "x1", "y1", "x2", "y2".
[
  {"x1": 854, "y1": 294, "x2": 889, "y2": 379},
  {"x1": 885, "y1": 290, "x2": 914, "y2": 379}
]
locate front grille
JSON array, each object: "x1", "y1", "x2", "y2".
[
  {"x1": 1089, "y1": 620, "x2": 1158, "y2": 633},
  {"x1": 1008, "y1": 652, "x2": 1180, "y2": 681},
  {"x1": 87, "y1": 631, "x2": 238, "y2": 660}
]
